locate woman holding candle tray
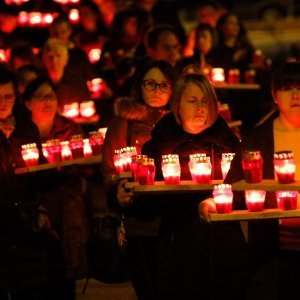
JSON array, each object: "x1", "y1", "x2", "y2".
[
  {"x1": 200, "y1": 61, "x2": 300, "y2": 299},
  {"x1": 140, "y1": 73, "x2": 247, "y2": 299},
  {"x1": 23, "y1": 76, "x2": 89, "y2": 300},
  {"x1": 103, "y1": 59, "x2": 177, "y2": 300}
]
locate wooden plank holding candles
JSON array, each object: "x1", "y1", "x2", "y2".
[
  {"x1": 232, "y1": 180, "x2": 300, "y2": 192},
  {"x1": 125, "y1": 180, "x2": 223, "y2": 195},
  {"x1": 213, "y1": 83, "x2": 260, "y2": 90},
  {"x1": 14, "y1": 155, "x2": 102, "y2": 174},
  {"x1": 209, "y1": 208, "x2": 300, "y2": 222}
]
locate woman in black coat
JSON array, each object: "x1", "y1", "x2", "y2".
[{"x1": 140, "y1": 73, "x2": 247, "y2": 300}]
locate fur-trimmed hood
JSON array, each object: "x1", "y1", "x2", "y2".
[{"x1": 114, "y1": 97, "x2": 169, "y2": 121}]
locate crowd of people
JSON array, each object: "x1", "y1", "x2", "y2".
[{"x1": 0, "y1": 0, "x2": 299, "y2": 299}]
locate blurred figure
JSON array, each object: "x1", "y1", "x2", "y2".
[
  {"x1": 146, "y1": 25, "x2": 182, "y2": 67},
  {"x1": 23, "y1": 76, "x2": 88, "y2": 300},
  {"x1": 50, "y1": 14, "x2": 95, "y2": 81},
  {"x1": 41, "y1": 38, "x2": 90, "y2": 112}
]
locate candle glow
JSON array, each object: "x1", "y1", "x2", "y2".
[
  {"x1": 245, "y1": 190, "x2": 266, "y2": 212},
  {"x1": 213, "y1": 184, "x2": 233, "y2": 214},
  {"x1": 211, "y1": 68, "x2": 225, "y2": 83},
  {"x1": 21, "y1": 143, "x2": 39, "y2": 167},
  {"x1": 162, "y1": 154, "x2": 181, "y2": 185},
  {"x1": 276, "y1": 191, "x2": 298, "y2": 210}
]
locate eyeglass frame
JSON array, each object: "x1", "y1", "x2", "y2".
[
  {"x1": 31, "y1": 93, "x2": 58, "y2": 102},
  {"x1": 142, "y1": 79, "x2": 172, "y2": 93}
]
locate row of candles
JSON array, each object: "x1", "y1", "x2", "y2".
[
  {"x1": 210, "y1": 68, "x2": 256, "y2": 84},
  {"x1": 114, "y1": 147, "x2": 298, "y2": 213},
  {"x1": 21, "y1": 128, "x2": 107, "y2": 167},
  {"x1": 62, "y1": 100, "x2": 97, "y2": 119}
]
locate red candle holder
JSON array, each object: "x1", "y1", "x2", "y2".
[
  {"x1": 131, "y1": 155, "x2": 148, "y2": 182},
  {"x1": 245, "y1": 190, "x2": 266, "y2": 212},
  {"x1": 276, "y1": 191, "x2": 298, "y2": 210},
  {"x1": 162, "y1": 154, "x2": 181, "y2": 185},
  {"x1": 68, "y1": 9, "x2": 80, "y2": 24},
  {"x1": 211, "y1": 68, "x2": 225, "y2": 83},
  {"x1": 274, "y1": 151, "x2": 295, "y2": 184},
  {"x1": 98, "y1": 127, "x2": 107, "y2": 140},
  {"x1": 245, "y1": 69, "x2": 256, "y2": 84},
  {"x1": 228, "y1": 69, "x2": 240, "y2": 84},
  {"x1": 0, "y1": 50, "x2": 7, "y2": 62},
  {"x1": 43, "y1": 139, "x2": 62, "y2": 163},
  {"x1": 21, "y1": 143, "x2": 39, "y2": 167},
  {"x1": 69, "y1": 135, "x2": 84, "y2": 159},
  {"x1": 87, "y1": 78, "x2": 107, "y2": 99},
  {"x1": 62, "y1": 102, "x2": 80, "y2": 118},
  {"x1": 221, "y1": 153, "x2": 235, "y2": 180},
  {"x1": 60, "y1": 141, "x2": 73, "y2": 161},
  {"x1": 113, "y1": 149, "x2": 123, "y2": 173},
  {"x1": 89, "y1": 131, "x2": 103, "y2": 155},
  {"x1": 188, "y1": 154, "x2": 212, "y2": 184},
  {"x1": 83, "y1": 139, "x2": 93, "y2": 157},
  {"x1": 88, "y1": 48, "x2": 102, "y2": 64},
  {"x1": 119, "y1": 147, "x2": 137, "y2": 172},
  {"x1": 213, "y1": 184, "x2": 233, "y2": 214},
  {"x1": 136, "y1": 158, "x2": 156, "y2": 185},
  {"x1": 80, "y1": 101, "x2": 96, "y2": 118},
  {"x1": 242, "y1": 151, "x2": 263, "y2": 183}
]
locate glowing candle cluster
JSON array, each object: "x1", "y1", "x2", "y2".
[
  {"x1": 161, "y1": 154, "x2": 181, "y2": 185},
  {"x1": 130, "y1": 155, "x2": 148, "y2": 182},
  {"x1": 18, "y1": 12, "x2": 56, "y2": 27},
  {"x1": 62, "y1": 101, "x2": 96, "y2": 119},
  {"x1": 213, "y1": 184, "x2": 233, "y2": 214},
  {"x1": 114, "y1": 147, "x2": 137, "y2": 173},
  {"x1": 188, "y1": 153, "x2": 212, "y2": 184},
  {"x1": 274, "y1": 151, "x2": 296, "y2": 184}
]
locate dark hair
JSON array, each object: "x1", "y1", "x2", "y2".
[
  {"x1": 130, "y1": 59, "x2": 177, "y2": 104},
  {"x1": 147, "y1": 25, "x2": 179, "y2": 49},
  {"x1": 272, "y1": 62, "x2": 300, "y2": 92},
  {"x1": 170, "y1": 73, "x2": 218, "y2": 130},
  {"x1": 194, "y1": 23, "x2": 218, "y2": 50},
  {"x1": 22, "y1": 76, "x2": 55, "y2": 102},
  {"x1": 0, "y1": 63, "x2": 18, "y2": 94}
]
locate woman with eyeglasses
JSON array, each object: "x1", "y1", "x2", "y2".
[
  {"x1": 102, "y1": 59, "x2": 177, "y2": 300},
  {"x1": 23, "y1": 76, "x2": 89, "y2": 300}
]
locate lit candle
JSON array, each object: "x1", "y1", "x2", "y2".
[
  {"x1": 276, "y1": 191, "x2": 298, "y2": 210},
  {"x1": 80, "y1": 101, "x2": 96, "y2": 118},
  {"x1": 42, "y1": 13, "x2": 53, "y2": 25},
  {"x1": 60, "y1": 141, "x2": 73, "y2": 161},
  {"x1": 87, "y1": 78, "x2": 107, "y2": 98},
  {"x1": 188, "y1": 154, "x2": 212, "y2": 184},
  {"x1": 98, "y1": 127, "x2": 107, "y2": 140},
  {"x1": 228, "y1": 69, "x2": 240, "y2": 84},
  {"x1": 0, "y1": 49, "x2": 7, "y2": 62},
  {"x1": 245, "y1": 190, "x2": 266, "y2": 212},
  {"x1": 89, "y1": 131, "x2": 104, "y2": 155},
  {"x1": 221, "y1": 153, "x2": 235, "y2": 180},
  {"x1": 44, "y1": 139, "x2": 61, "y2": 163},
  {"x1": 69, "y1": 135, "x2": 84, "y2": 159},
  {"x1": 211, "y1": 68, "x2": 225, "y2": 83},
  {"x1": 213, "y1": 184, "x2": 233, "y2": 214},
  {"x1": 21, "y1": 143, "x2": 39, "y2": 167},
  {"x1": 62, "y1": 102, "x2": 79, "y2": 118},
  {"x1": 83, "y1": 139, "x2": 93, "y2": 157},
  {"x1": 29, "y1": 12, "x2": 42, "y2": 26},
  {"x1": 274, "y1": 151, "x2": 295, "y2": 184},
  {"x1": 68, "y1": 9, "x2": 80, "y2": 24},
  {"x1": 136, "y1": 158, "x2": 156, "y2": 185},
  {"x1": 242, "y1": 151, "x2": 263, "y2": 183},
  {"x1": 131, "y1": 155, "x2": 148, "y2": 182},
  {"x1": 119, "y1": 147, "x2": 137, "y2": 172},
  {"x1": 88, "y1": 48, "x2": 102, "y2": 64},
  {"x1": 162, "y1": 154, "x2": 181, "y2": 185},
  {"x1": 114, "y1": 149, "x2": 123, "y2": 173},
  {"x1": 18, "y1": 11, "x2": 29, "y2": 25}
]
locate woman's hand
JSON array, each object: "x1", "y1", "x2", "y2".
[
  {"x1": 198, "y1": 198, "x2": 216, "y2": 222},
  {"x1": 117, "y1": 179, "x2": 134, "y2": 207}
]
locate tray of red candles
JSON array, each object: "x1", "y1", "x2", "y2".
[
  {"x1": 14, "y1": 155, "x2": 102, "y2": 174},
  {"x1": 125, "y1": 180, "x2": 223, "y2": 195}
]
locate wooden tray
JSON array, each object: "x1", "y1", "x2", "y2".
[
  {"x1": 209, "y1": 208, "x2": 300, "y2": 222},
  {"x1": 15, "y1": 155, "x2": 102, "y2": 174},
  {"x1": 213, "y1": 83, "x2": 260, "y2": 90},
  {"x1": 125, "y1": 180, "x2": 223, "y2": 195},
  {"x1": 232, "y1": 180, "x2": 300, "y2": 192}
]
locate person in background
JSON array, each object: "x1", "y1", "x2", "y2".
[
  {"x1": 41, "y1": 38, "x2": 90, "y2": 113},
  {"x1": 145, "y1": 25, "x2": 182, "y2": 68},
  {"x1": 140, "y1": 73, "x2": 247, "y2": 299},
  {"x1": 199, "y1": 61, "x2": 300, "y2": 300},
  {"x1": 23, "y1": 76, "x2": 89, "y2": 300},
  {"x1": 103, "y1": 59, "x2": 177, "y2": 300},
  {"x1": 0, "y1": 63, "x2": 50, "y2": 300},
  {"x1": 16, "y1": 65, "x2": 43, "y2": 95}
]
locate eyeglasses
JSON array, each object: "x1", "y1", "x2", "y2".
[
  {"x1": 0, "y1": 94, "x2": 15, "y2": 103},
  {"x1": 142, "y1": 80, "x2": 172, "y2": 93},
  {"x1": 33, "y1": 94, "x2": 57, "y2": 102}
]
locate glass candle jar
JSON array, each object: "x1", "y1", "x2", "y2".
[
  {"x1": 83, "y1": 139, "x2": 93, "y2": 157},
  {"x1": 69, "y1": 134, "x2": 84, "y2": 159},
  {"x1": 245, "y1": 190, "x2": 266, "y2": 212},
  {"x1": 213, "y1": 184, "x2": 233, "y2": 214},
  {"x1": 89, "y1": 131, "x2": 103, "y2": 155},
  {"x1": 274, "y1": 151, "x2": 296, "y2": 184},
  {"x1": 60, "y1": 141, "x2": 73, "y2": 161},
  {"x1": 80, "y1": 101, "x2": 96, "y2": 118},
  {"x1": 98, "y1": 127, "x2": 108, "y2": 140},
  {"x1": 242, "y1": 151, "x2": 263, "y2": 183},
  {"x1": 245, "y1": 69, "x2": 256, "y2": 84},
  {"x1": 44, "y1": 139, "x2": 61, "y2": 163},
  {"x1": 136, "y1": 158, "x2": 156, "y2": 185},
  {"x1": 119, "y1": 147, "x2": 137, "y2": 172},
  {"x1": 131, "y1": 155, "x2": 148, "y2": 182},
  {"x1": 62, "y1": 102, "x2": 79, "y2": 118},
  {"x1": 162, "y1": 154, "x2": 181, "y2": 185},
  {"x1": 21, "y1": 143, "x2": 39, "y2": 167},
  {"x1": 228, "y1": 69, "x2": 240, "y2": 84},
  {"x1": 221, "y1": 153, "x2": 235, "y2": 180},
  {"x1": 211, "y1": 68, "x2": 225, "y2": 83},
  {"x1": 276, "y1": 191, "x2": 298, "y2": 210},
  {"x1": 189, "y1": 154, "x2": 212, "y2": 184}
]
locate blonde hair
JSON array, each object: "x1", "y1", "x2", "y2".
[
  {"x1": 170, "y1": 73, "x2": 218, "y2": 130},
  {"x1": 42, "y1": 38, "x2": 68, "y2": 58}
]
